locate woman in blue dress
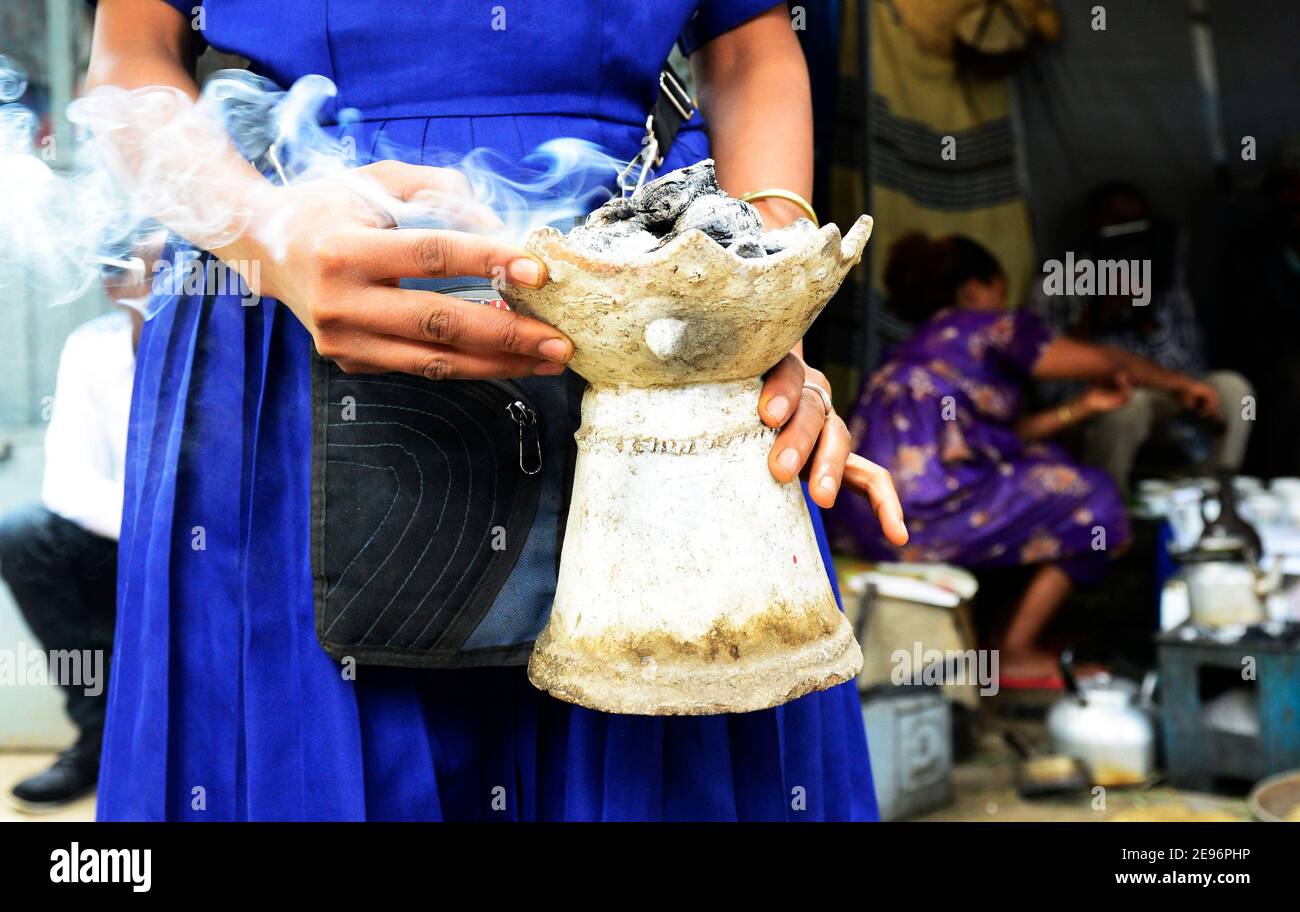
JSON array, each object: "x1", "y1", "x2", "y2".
[{"x1": 87, "y1": 0, "x2": 908, "y2": 820}]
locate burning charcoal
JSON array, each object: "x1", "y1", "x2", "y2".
[
  {"x1": 626, "y1": 159, "x2": 722, "y2": 227},
  {"x1": 567, "y1": 159, "x2": 810, "y2": 260},
  {"x1": 670, "y1": 195, "x2": 764, "y2": 247},
  {"x1": 731, "y1": 239, "x2": 767, "y2": 259},
  {"x1": 584, "y1": 196, "x2": 638, "y2": 228},
  {"x1": 568, "y1": 219, "x2": 659, "y2": 256}
]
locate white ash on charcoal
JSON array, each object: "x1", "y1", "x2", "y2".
[{"x1": 566, "y1": 159, "x2": 818, "y2": 259}]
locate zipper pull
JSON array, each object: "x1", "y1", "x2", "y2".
[{"x1": 506, "y1": 400, "x2": 542, "y2": 475}]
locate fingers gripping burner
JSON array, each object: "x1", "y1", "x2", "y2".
[{"x1": 501, "y1": 161, "x2": 874, "y2": 715}]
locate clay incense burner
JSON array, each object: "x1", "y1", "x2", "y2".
[{"x1": 501, "y1": 162, "x2": 874, "y2": 715}]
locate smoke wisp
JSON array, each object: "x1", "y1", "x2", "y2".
[{"x1": 0, "y1": 60, "x2": 626, "y2": 310}]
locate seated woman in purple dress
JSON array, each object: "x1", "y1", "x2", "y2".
[{"x1": 827, "y1": 234, "x2": 1222, "y2": 683}]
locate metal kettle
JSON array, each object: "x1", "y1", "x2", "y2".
[
  {"x1": 1176, "y1": 473, "x2": 1280, "y2": 627},
  {"x1": 1177, "y1": 544, "x2": 1280, "y2": 627},
  {"x1": 1046, "y1": 651, "x2": 1157, "y2": 787}
]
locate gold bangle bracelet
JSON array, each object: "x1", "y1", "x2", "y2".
[
  {"x1": 1057, "y1": 404, "x2": 1074, "y2": 424},
  {"x1": 739, "y1": 189, "x2": 819, "y2": 227}
]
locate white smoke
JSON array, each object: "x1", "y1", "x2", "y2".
[{"x1": 0, "y1": 59, "x2": 625, "y2": 309}]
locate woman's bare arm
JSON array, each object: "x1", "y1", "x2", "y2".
[
  {"x1": 691, "y1": 3, "x2": 812, "y2": 228},
  {"x1": 87, "y1": 0, "x2": 199, "y2": 96},
  {"x1": 85, "y1": 0, "x2": 572, "y2": 380},
  {"x1": 88, "y1": 1, "x2": 284, "y2": 256},
  {"x1": 688, "y1": 4, "x2": 906, "y2": 545},
  {"x1": 1016, "y1": 404, "x2": 1078, "y2": 441},
  {"x1": 1032, "y1": 335, "x2": 1123, "y2": 382},
  {"x1": 1032, "y1": 336, "x2": 1220, "y2": 418},
  {"x1": 1016, "y1": 386, "x2": 1129, "y2": 441},
  {"x1": 1034, "y1": 335, "x2": 1183, "y2": 388}
]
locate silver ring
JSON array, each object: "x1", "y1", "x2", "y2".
[{"x1": 803, "y1": 382, "x2": 834, "y2": 417}]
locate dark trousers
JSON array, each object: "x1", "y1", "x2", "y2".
[{"x1": 0, "y1": 505, "x2": 116, "y2": 743}]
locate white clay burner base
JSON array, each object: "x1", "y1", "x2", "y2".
[{"x1": 527, "y1": 379, "x2": 862, "y2": 715}]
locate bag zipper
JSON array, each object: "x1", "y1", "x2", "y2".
[{"x1": 429, "y1": 281, "x2": 544, "y2": 478}]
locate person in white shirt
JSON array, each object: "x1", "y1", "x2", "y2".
[{"x1": 0, "y1": 272, "x2": 141, "y2": 812}]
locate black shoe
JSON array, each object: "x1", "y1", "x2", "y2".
[{"x1": 8, "y1": 739, "x2": 100, "y2": 812}]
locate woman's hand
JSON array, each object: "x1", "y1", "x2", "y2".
[
  {"x1": 1078, "y1": 382, "x2": 1131, "y2": 416},
  {"x1": 217, "y1": 160, "x2": 574, "y2": 379},
  {"x1": 759, "y1": 353, "x2": 908, "y2": 546},
  {"x1": 85, "y1": 5, "x2": 570, "y2": 382},
  {"x1": 1178, "y1": 377, "x2": 1221, "y2": 420}
]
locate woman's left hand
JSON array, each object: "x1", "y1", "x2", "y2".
[{"x1": 760, "y1": 353, "x2": 909, "y2": 546}]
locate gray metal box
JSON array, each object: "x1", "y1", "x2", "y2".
[{"x1": 862, "y1": 689, "x2": 953, "y2": 821}]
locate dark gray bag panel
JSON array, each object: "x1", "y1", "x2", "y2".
[
  {"x1": 302, "y1": 59, "x2": 688, "y2": 667},
  {"x1": 311, "y1": 358, "x2": 548, "y2": 667}
]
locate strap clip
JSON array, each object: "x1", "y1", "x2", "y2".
[
  {"x1": 617, "y1": 65, "x2": 696, "y2": 197},
  {"x1": 658, "y1": 68, "x2": 695, "y2": 123},
  {"x1": 617, "y1": 115, "x2": 661, "y2": 197}
]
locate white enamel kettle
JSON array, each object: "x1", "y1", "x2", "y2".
[
  {"x1": 1046, "y1": 651, "x2": 1157, "y2": 787},
  {"x1": 1176, "y1": 473, "x2": 1281, "y2": 627}
]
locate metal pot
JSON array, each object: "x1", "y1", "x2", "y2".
[
  {"x1": 1047, "y1": 652, "x2": 1156, "y2": 787},
  {"x1": 1176, "y1": 471, "x2": 1280, "y2": 626},
  {"x1": 1177, "y1": 536, "x2": 1281, "y2": 627},
  {"x1": 1180, "y1": 559, "x2": 1280, "y2": 627}
]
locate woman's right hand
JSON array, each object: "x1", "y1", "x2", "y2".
[
  {"x1": 1079, "y1": 381, "x2": 1131, "y2": 416},
  {"x1": 218, "y1": 160, "x2": 573, "y2": 379},
  {"x1": 1177, "y1": 377, "x2": 1221, "y2": 420}
]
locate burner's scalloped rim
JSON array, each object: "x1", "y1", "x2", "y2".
[{"x1": 512, "y1": 214, "x2": 874, "y2": 281}]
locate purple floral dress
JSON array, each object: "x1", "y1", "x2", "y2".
[{"x1": 827, "y1": 308, "x2": 1129, "y2": 583}]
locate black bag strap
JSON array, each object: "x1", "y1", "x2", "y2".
[
  {"x1": 619, "y1": 62, "x2": 696, "y2": 194},
  {"x1": 650, "y1": 63, "x2": 696, "y2": 164}
]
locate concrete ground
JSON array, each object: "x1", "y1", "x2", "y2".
[
  {"x1": 918, "y1": 730, "x2": 1251, "y2": 823},
  {"x1": 915, "y1": 694, "x2": 1252, "y2": 822},
  {"x1": 1, "y1": 735, "x2": 1251, "y2": 823}
]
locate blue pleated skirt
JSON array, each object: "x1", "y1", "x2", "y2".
[{"x1": 97, "y1": 113, "x2": 878, "y2": 821}]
